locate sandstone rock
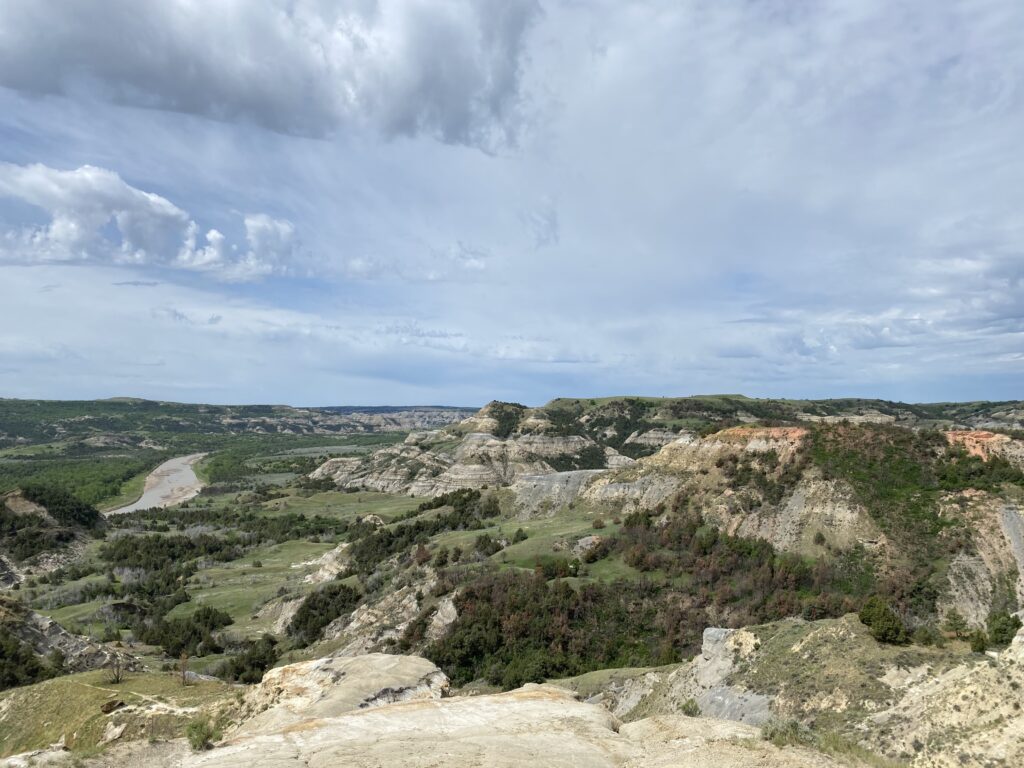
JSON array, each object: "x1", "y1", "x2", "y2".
[
  {"x1": 425, "y1": 595, "x2": 457, "y2": 643},
  {"x1": 938, "y1": 493, "x2": 1024, "y2": 623},
  {"x1": 255, "y1": 596, "x2": 305, "y2": 635},
  {"x1": 232, "y1": 654, "x2": 449, "y2": 737},
  {"x1": 946, "y1": 430, "x2": 1024, "y2": 468},
  {"x1": 99, "y1": 722, "x2": 126, "y2": 745},
  {"x1": 321, "y1": 578, "x2": 428, "y2": 655},
  {"x1": 623, "y1": 428, "x2": 692, "y2": 449},
  {"x1": 299, "y1": 542, "x2": 350, "y2": 585},
  {"x1": 861, "y1": 625, "x2": 1024, "y2": 767},
  {"x1": 187, "y1": 683, "x2": 841, "y2": 768},
  {"x1": 572, "y1": 535, "x2": 604, "y2": 558},
  {"x1": 715, "y1": 476, "x2": 880, "y2": 555},
  {"x1": 510, "y1": 470, "x2": 604, "y2": 516}
]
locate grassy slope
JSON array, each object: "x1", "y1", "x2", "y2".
[
  {"x1": 0, "y1": 669, "x2": 231, "y2": 757},
  {"x1": 164, "y1": 539, "x2": 335, "y2": 637}
]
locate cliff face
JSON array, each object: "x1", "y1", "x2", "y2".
[
  {"x1": 310, "y1": 414, "x2": 620, "y2": 497},
  {"x1": 0, "y1": 596, "x2": 135, "y2": 673},
  {"x1": 308, "y1": 404, "x2": 1024, "y2": 641},
  {"x1": 939, "y1": 491, "x2": 1024, "y2": 625},
  {"x1": 946, "y1": 429, "x2": 1024, "y2": 467}
]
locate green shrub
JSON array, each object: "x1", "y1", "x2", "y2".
[
  {"x1": 136, "y1": 605, "x2": 232, "y2": 658},
  {"x1": 287, "y1": 582, "x2": 361, "y2": 647},
  {"x1": 186, "y1": 717, "x2": 218, "y2": 751},
  {"x1": 474, "y1": 533, "x2": 502, "y2": 557},
  {"x1": 859, "y1": 597, "x2": 908, "y2": 645},
  {"x1": 217, "y1": 635, "x2": 279, "y2": 683},
  {"x1": 970, "y1": 630, "x2": 989, "y2": 653},
  {"x1": 761, "y1": 718, "x2": 813, "y2": 747},
  {"x1": 488, "y1": 402, "x2": 526, "y2": 439},
  {"x1": 425, "y1": 571, "x2": 669, "y2": 689},
  {"x1": 680, "y1": 698, "x2": 701, "y2": 717},
  {"x1": 911, "y1": 624, "x2": 941, "y2": 647},
  {"x1": 986, "y1": 611, "x2": 1022, "y2": 647},
  {"x1": 942, "y1": 609, "x2": 968, "y2": 639},
  {"x1": 20, "y1": 485, "x2": 102, "y2": 528},
  {"x1": 433, "y1": 546, "x2": 450, "y2": 567},
  {"x1": 0, "y1": 627, "x2": 54, "y2": 692}
]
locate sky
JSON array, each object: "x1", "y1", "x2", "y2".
[{"x1": 0, "y1": 0, "x2": 1021, "y2": 407}]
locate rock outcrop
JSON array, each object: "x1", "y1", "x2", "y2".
[
  {"x1": 509, "y1": 469, "x2": 605, "y2": 516},
  {"x1": 310, "y1": 422, "x2": 614, "y2": 498},
  {"x1": 0, "y1": 491, "x2": 93, "y2": 584},
  {"x1": 559, "y1": 615, "x2": 1024, "y2": 768},
  {"x1": 946, "y1": 430, "x2": 1024, "y2": 468},
  {"x1": 232, "y1": 654, "x2": 449, "y2": 737},
  {"x1": 860, "y1": 627, "x2": 1024, "y2": 767},
  {"x1": 0, "y1": 596, "x2": 135, "y2": 673},
  {"x1": 189, "y1": 682, "x2": 841, "y2": 768}
]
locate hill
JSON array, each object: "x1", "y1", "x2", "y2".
[
  {"x1": 0, "y1": 487, "x2": 105, "y2": 586},
  {"x1": 0, "y1": 398, "x2": 475, "y2": 508},
  {"x1": 1, "y1": 394, "x2": 1023, "y2": 767}
]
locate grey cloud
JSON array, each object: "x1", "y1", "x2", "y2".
[
  {"x1": 0, "y1": 0, "x2": 541, "y2": 150},
  {"x1": 521, "y1": 198, "x2": 559, "y2": 248},
  {"x1": 2, "y1": 2, "x2": 1024, "y2": 404},
  {"x1": 151, "y1": 307, "x2": 190, "y2": 324}
]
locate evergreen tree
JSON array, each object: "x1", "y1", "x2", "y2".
[{"x1": 942, "y1": 609, "x2": 968, "y2": 639}]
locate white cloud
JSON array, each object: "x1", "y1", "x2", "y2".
[
  {"x1": 0, "y1": 0, "x2": 541, "y2": 150},
  {"x1": 0, "y1": 162, "x2": 296, "y2": 280},
  {"x1": 340, "y1": 240, "x2": 491, "y2": 282},
  {"x1": 0, "y1": 162, "x2": 189, "y2": 262},
  {"x1": 237, "y1": 214, "x2": 297, "y2": 279}
]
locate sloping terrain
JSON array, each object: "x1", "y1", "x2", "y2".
[
  {"x1": 0, "y1": 488, "x2": 104, "y2": 585},
  {"x1": 310, "y1": 401, "x2": 1024, "y2": 636},
  {"x1": 0, "y1": 399, "x2": 474, "y2": 446},
  {"x1": 187, "y1": 683, "x2": 841, "y2": 768},
  {"x1": 556, "y1": 616, "x2": 1024, "y2": 768},
  {"x1": 0, "y1": 399, "x2": 474, "y2": 511},
  {"x1": 1, "y1": 652, "x2": 861, "y2": 768},
  {"x1": 310, "y1": 398, "x2": 1024, "y2": 515},
  {"x1": 0, "y1": 595, "x2": 133, "y2": 675},
  {"x1": 3, "y1": 395, "x2": 1024, "y2": 768}
]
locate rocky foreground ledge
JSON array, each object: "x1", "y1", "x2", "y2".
[
  {"x1": 187, "y1": 652, "x2": 839, "y2": 768},
  {"x1": 3, "y1": 653, "x2": 840, "y2": 768}
]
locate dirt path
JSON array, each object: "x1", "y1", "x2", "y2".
[{"x1": 105, "y1": 453, "x2": 207, "y2": 516}]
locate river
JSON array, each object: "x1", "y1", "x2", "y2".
[{"x1": 105, "y1": 452, "x2": 207, "y2": 515}]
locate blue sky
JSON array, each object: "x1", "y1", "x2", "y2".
[{"x1": 0, "y1": 0, "x2": 1021, "y2": 406}]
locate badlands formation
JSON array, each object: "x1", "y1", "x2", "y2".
[
  {"x1": 6, "y1": 624, "x2": 1023, "y2": 768},
  {"x1": 4, "y1": 397, "x2": 1024, "y2": 767}
]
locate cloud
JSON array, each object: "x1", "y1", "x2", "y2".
[
  {"x1": 0, "y1": 162, "x2": 296, "y2": 280},
  {"x1": 237, "y1": 214, "x2": 297, "y2": 279},
  {"x1": 341, "y1": 240, "x2": 491, "y2": 282},
  {"x1": 1, "y1": 1, "x2": 1023, "y2": 404},
  {"x1": 521, "y1": 198, "x2": 559, "y2": 249},
  {"x1": 0, "y1": 0, "x2": 541, "y2": 150}
]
